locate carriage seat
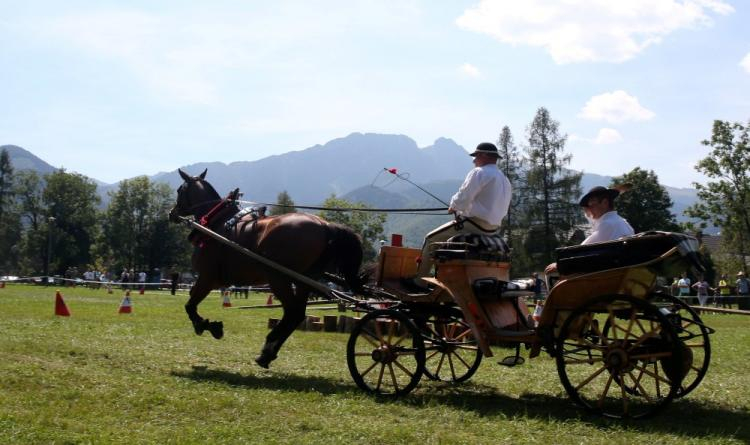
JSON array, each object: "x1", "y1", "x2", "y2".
[
  {"x1": 432, "y1": 233, "x2": 510, "y2": 262},
  {"x1": 556, "y1": 231, "x2": 704, "y2": 276},
  {"x1": 472, "y1": 277, "x2": 535, "y2": 301}
]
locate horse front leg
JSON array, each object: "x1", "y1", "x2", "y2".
[{"x1": 185, "y1": 279, "x2": 224, "y2": 339}]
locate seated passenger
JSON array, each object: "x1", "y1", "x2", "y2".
[{"x1": 545, "y1": 185, "x2": 633, "y2": 275}]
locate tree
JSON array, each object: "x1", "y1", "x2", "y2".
[
  {"x1": 611, "y1": 167, "x2": 680, "y2": 233},
  {"x1": 317, "y1": 194, "x2": 386, "y2": 261},
  {"x1": 521, "y1": 107, "x2": 583, "y2": 268},
  {"x1": 102, "y1": 177, "x2": 190, "y2": 273},
  {"x1": 686, "y1": 119, "x2": 750, "y2": 275},
  {"x1": 43, "y1": 170, "x2": 100, "y2": 274},
  {"x1": 0, "y1": 149, "x2": 21, "y2": 273},
  {"x1": 269, "y1": 190, "x2": 297, "y2": 215},
  {"x1": 13, "y1": 171, "x2": 47, "y2": 275},
  {"x1": 496, "y1": 125, "x2": 525, "y2": 246}
]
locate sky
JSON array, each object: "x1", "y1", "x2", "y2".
[{"x1": 1, "y1": 0, "x2": 749, "y2": 187}]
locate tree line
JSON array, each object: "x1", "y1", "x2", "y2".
[
  {"x1": 0, "y1": 111, "x2": 747, "y2": 281},
  {"x1": 0, "y1": 161, "x2": 191, "y2": 280}
]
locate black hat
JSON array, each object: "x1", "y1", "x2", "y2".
[
  {"x1": 469, "y1": 142, "x2": 500, "y2": 157},
  {"x1": 579, "y1": 186, "x2": 620, "y2": 207}
]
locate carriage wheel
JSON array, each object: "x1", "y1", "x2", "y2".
[
  {"x1": 616, "y1": 293, "x2": 710, "y2": 398},
  {"x1": 421, "y1": 309, "x2": 482, "y2": 383},
  {"x1": 556, "y1": 295, "x2": 683, "y2": 419},
  {"x1": 347, "y1": 310, "x2": 425, "y2": 397}
]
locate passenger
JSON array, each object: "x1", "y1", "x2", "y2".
[
  {"x1": 545, "y1": 185, "x2": 634, "y2": 275},
  {"x1": 406, "y1": 142, "x2": 511, "y2": 290}
]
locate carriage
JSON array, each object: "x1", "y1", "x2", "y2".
[
  {"x1": 171, "y1": 171, "x2": 713, "y2": 419},
  {"x1": 345, "y1": 231, "x2": 713, "y2": 419}
]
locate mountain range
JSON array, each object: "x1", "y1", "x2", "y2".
[{"x1": 1, "y1": 134, "x2": 711, "y2": 245}]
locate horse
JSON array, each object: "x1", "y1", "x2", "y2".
[{"x1": 169, "y1": 168, "x2": 363, "y2": 368}]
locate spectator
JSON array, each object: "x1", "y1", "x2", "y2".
[
  {"x1": 692, "y1": 277, "x2": 711, "y2": 306},
  {"x1": 717, "y1": 274, "x2": 732, "y2": 308},
  {"x1": 677, "y1": 273, "x2": 691, "y2": 299},
  {"x1": 737, "y1": 272, "x2": 749, "y2": 309}
]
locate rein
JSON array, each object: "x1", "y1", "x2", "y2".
[{"x1": 237, "y1": 200, "x2": 448, "y2": 215}]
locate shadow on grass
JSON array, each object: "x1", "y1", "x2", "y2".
[{"x1": 172, "y1": 368, "x2": 748, "y2": 442}]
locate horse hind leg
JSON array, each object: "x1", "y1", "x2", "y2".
[{"x1": 256, "y1": 277, "x2": 308, "y2": 369}]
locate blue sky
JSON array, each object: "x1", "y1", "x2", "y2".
[{"x1": 1, "y1": 1, "x2": 748, "y2": 187}]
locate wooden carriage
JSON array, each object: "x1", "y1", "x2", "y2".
[{"x1": 346, "y1": 232, "x2": 713, "y2": 419}]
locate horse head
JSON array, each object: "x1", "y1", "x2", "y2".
[{"x1": 169, "y1": 168, "x2": 221, "y2": 222}]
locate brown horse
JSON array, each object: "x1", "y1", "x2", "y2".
[{"x1": 169, "y1": 169, "x2": 363, "y2": 368}]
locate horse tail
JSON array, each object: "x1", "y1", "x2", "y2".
[{"x1": 326, "y1": 223, "x2": 364, "y2": 293}]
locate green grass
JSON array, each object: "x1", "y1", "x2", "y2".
[{"x1": 1, "y1": 283, "x2": 748, "y2": 444}]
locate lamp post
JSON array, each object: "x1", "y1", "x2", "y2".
[{"x1": 46, "y1": 216, "x2": 55, "y2": 285}]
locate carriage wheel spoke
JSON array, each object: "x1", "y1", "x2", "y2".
[
  {"x1": 455, "y1": 344, "x2": 479, "y2": 351},
  {"x1": 387, "y1": 363, "x2": 399, "y2": 392},
  {"x1": 434, "y1": 352, "x2": 446, "y2": 377},
  {"x1": 374, "y1": 321, "x2": 384, "y2": 345},
  {"x1": 627, "y1": 371, "x2": 655, "y2": 403},
  {"x1": 621, "y1": 376, "x2": 629, "y2": 415},
  {"x1": 574, "y1": 364, "x2": 608, "y2": 391},
  {"x1": 450, "y1": 349, "x2": 471, "y2": 370},
  {"x1": 448, "y1": 352, "x2": 457, "y2": 380},
  {"x1": 630, "y1": 351, "x2": 672, "y2": 360},
  {"x1": 360, "y1": 360, "x2": 379, "y2": 378},
  {"x1": 375, "y1": 363, "x2": 386, "y2": 391},
  {"x1": 597, "y1": 373, "x2": 615, "y2": 408},
  {"x1": 360, "y1": 328, "x2": 381, "y2": 348},
  {"x1": 386, "y1": 319, "x2": 396, "y2": 345},
  {"x1": 425, "y1": 349, "x2": 440, "y2": 361},
  {"x1": 564, "y1": 356, "x2": 604, "y2": 365},
  {"x1": 634, "y1": 364, "x2": 672, "y2": 387},
  {"x1": 392, "y1": 358, "x2": 414, "y2": 378},
  {"x1": 607, "y1": 308, "x2": 618, "y2": 341}
]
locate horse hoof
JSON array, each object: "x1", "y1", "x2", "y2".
[
  {"x1": 208, "y1": 321, "x2": 224, "y2": 339},
  {"x1": 193, "y1": 322, "x2": 206, "y2": 336},
  {"x1": 255, "y1": 351, "x2": 276, "y2": 369}
]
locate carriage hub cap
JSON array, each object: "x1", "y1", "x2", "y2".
[
  {"x1": 371, "y1": 346, "x2": 396, "y2": 364},
  {"x1": 605, "y1": 348, "x2": 629, "y2": 371}
]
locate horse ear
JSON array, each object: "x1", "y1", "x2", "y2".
[
  {"x1": 178, "y1": 169, "x2": 191, "y2": 182},
  {"x1": 199, "y1": 169, "x2": 207, "y2": 180}
]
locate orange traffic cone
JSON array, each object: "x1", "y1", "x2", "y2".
[
  {"x1": 266, "y1": 294, "x2": 274, "y2": 305},
  {"x1": 118, "y1": 294, "x2": 133, "y2": 314},
  {"x1": 0, "y1": 281, "x2": 5, "y2": 288},
  {"x1": 125, "y1": 290, "x2": 131, "y2": 297},
  {"x1": 55, "y1": 290, "x2": 71, "y2": 317},
  {"x1": 222, "y1": 291, "x2": 232, "y2": 308},
  {"x1": 139, "y1": 287, "x2": 145, "y2": 295},
  {"x1": 107, "y1": 285, "x2": 113, "y2": 294}
]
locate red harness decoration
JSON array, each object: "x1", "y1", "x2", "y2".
[{"x1": 191, "y1": 189, "x2": 241, "y2": 248}]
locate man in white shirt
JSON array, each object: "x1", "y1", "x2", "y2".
[
  {"x1": 545, "y1": 185, "x2": 633, "y2": 274},
  {"x1": 412, "y1": 142, "x2": 512, "y2": 285}
]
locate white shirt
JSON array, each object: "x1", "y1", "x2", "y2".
[
  {"x1": 582, "y1": 211, "x2": 634, "y2": 245},
  {"x1": 450, "y1": 164, "x2": 512, "y2": 227}
]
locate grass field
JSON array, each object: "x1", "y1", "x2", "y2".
[{"x1": 1, "y1": 284, "x2": 748, "y2": 444}]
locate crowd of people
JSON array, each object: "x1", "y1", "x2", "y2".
[{"x1": 673, "y1": 272, "x2": 750, "y2": 307}]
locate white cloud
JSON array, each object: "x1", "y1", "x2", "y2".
[
  {"x1": 460, "y1": 63, "x2": 482, "y2": 78},
  {"x1": 569, "y1": 128, "x2": 623, "y2": 144},
  {"x1": 594, "y1": 128, "x2": 623, "y2": 144},
  {"x1": 579, "y1": 90, "x2": 655, "y2": 123},
  {"x1": 741, "y1": 52, "x2": 750, "y2": 74},
  {"x1": 456, "y1": 0, "x2": 734, "y2": 64}
]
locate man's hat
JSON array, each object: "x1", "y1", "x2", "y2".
[
  {"x1": 579, "y1": 186, "x2": 620, "y2": 207},
  {"x1": 469, "y1": 142, "x2": 500, "y2": 157}
]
